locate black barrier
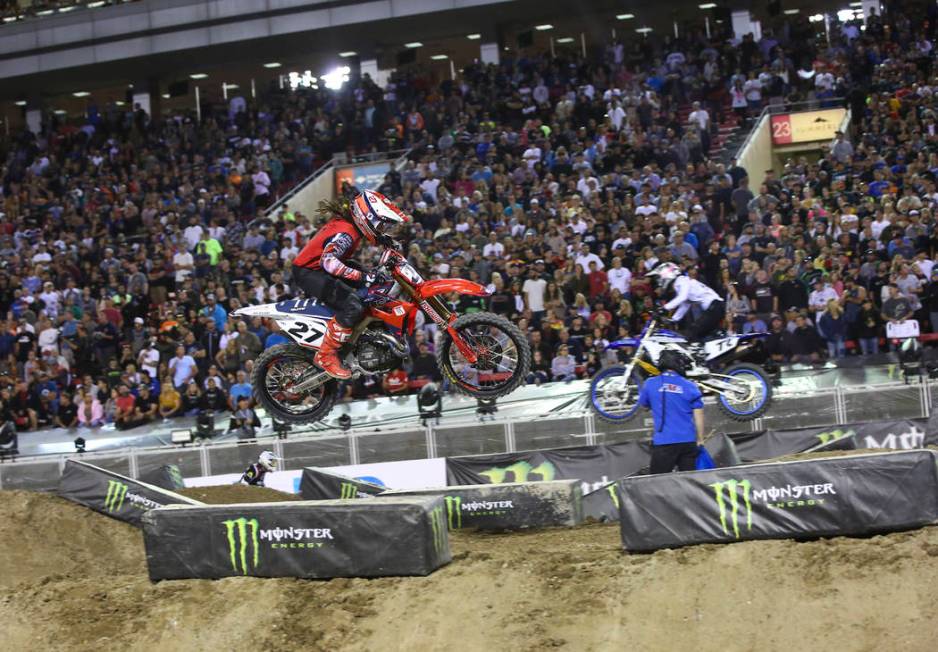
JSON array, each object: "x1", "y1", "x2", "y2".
[
  {"x1": 382, "y1": 480, "x2": 583, "y2": 531},
  {"x1": 446, "y1": 441, "x2": 653, "y2": 495},
  {"x1": 582, "y1": 482, "x2": 621, "y2": 523},
  {"x1": 617, "y1": 450, "x2": 938, "y2": 552},
  {"x1": 57, "y1": 459, "x2": 203, "y2": 527},
  {"x1": 137, "y1": 464, "x2": 186, "y2": 491},
  {"x1": 142, "y1": 497, "x2": 451, "y2": 580},
  {"x1": 298, "y1": 467, "x2": 386, "y2": 500}
]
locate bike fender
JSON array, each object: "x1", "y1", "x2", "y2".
[{"x1": 416, "y1": 279, "x2": 490, "y2": 301}]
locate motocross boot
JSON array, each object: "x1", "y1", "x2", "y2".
[{"x1": 314, "y1": 318, "x2": 353, "y2": 379}]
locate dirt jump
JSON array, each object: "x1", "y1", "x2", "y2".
[{"x1": 1, "y1": 484, "x2": 937, "y2": 651}]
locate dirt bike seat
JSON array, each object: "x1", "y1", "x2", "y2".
[{"x1": 703, "y1": 330, "x2": 727, "y2": 341}]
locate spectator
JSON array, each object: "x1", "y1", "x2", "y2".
[
  {"x1": 114, "y1": 385, "x2": 136, "y2": 430},
  {"x1": 856, "y1": 299, "x2": 882, "y2": 356},
  {"x1": 820, "y1": 300, "x2": 847, "y2": 359},
  {"x1": 159, "y1": 382, "x2": 182, "y2": 419},
  {"x1": 76, "y1": 392, "x2": 104, "y2": 428},
  {"x1": 169, "y1": 346, "x2": 198, "y2": 389},
  {"x1": 551, "y1": 345, "x2": 577, "y2": 382}
]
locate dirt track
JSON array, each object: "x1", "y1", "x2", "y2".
[{"x1": 2, "y1": 486, "x2": 938, "y2": 652}]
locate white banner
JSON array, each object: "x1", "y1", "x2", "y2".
[{"x1": 183, "y1": 458, "x2": 446, "y2": 493}]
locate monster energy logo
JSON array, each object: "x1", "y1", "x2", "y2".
[
  {"x1": 478, "y1": 461, "x2": 556, "y2": 484},
  {"x1": 167, "y1": 466, "x2": 185, "y2": 489},
  {"x1": 606, "y1": 484, "x2": 620, "y2": 509},
  {"x1": 816, "y1": 428, "x2": 855, "y2": 445},
  {"x1": 340, "y1": 482, "x2": 358, "y2": 499},
  {"x1": 710, "y1": 479, "x2": 752, "y2": 539},
  {"x1": 444, "y1": 496, "x2": 462, "y2": 529},
  {"x1": 104, "y1": 480, "x2": 128, "y2": 512},
  {"x1": 223, "y1": 517, "x2": 260, "y2": 575},
  {"x1": 429, "y1": 506, "x2": 446, "y2": 554}
]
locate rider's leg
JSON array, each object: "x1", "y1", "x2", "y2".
[
  {"x1": 681, "y1": 300, "x2": 726, "y2": 374},
  {"x1": 293, "y1": 268, "x2": 364, "y2": 379}
]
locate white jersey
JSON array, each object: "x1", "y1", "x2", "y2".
[{"x1": 663, "y1": 276, "x2": 722, "y2": 321}]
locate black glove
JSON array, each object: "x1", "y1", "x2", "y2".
[{"x1": 364, "y1": 270, "x2": 388, "y2": 287}]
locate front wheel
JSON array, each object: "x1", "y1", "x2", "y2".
[
  {"x1": 590, "y1": 365, "x2": 644, "y2": 422},
  {"x1": 252, "y1": 343, "x2": 338, "y2": 424},
  {"x1": 438, "y1": 313, "x2": 531, "y2": 399},
  {"x1": 715, "y1": 363, "x2": 772, "y2": 421}
]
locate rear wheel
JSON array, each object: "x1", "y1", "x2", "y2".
[
  {"x1": 252, "y1": 344, "x2": 337, "y2": 424},
  {"x1": 438, "y1": 313, "x2": 531, "y2": 399},
  {"x1": 715, "y1": 363, "x2": 772, "y2": 421}
]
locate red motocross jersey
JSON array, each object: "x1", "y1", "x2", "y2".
[{"x1": 292, "y1": 219, "x2": 363, "y2": 282}]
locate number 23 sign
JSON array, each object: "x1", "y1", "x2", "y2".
[{"x1": 770, "y1": 114, "x2": 793, "y2": 144}]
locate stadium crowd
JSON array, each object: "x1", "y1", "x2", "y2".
[{"x1": 2, "y1": 2, "x2": 938, "y2": 433}]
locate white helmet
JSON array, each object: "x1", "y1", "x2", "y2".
[
  {"x1": 258, "y1": 451, "x2": 278, "y2": 471},
  {"x1": 646, "y1": 262, "x2": 682, "y2": 290},
  {"x1": 351, "y1": 190, "x2": 410, "y2": 245}
]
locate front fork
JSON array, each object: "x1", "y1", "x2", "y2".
[{"x1": 421, "y1": 296, "x2": 480, "y2": 364}]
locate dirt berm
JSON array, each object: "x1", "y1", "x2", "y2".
[{"x1": 1, "y1": 484, "x2": 937, "y2": 651}]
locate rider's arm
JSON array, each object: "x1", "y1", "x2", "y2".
[
  {"x1": 321, "y1": 233, "x2": 363, "y2": 283},
  {"x1": 663, "y1": 277, "x2": 690, "y2": 312}
]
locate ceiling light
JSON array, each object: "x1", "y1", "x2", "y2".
[
  {"x1": 849, "y1": 1, "x2": 862, "y2": 5},
  {"x1": 72, "y1": 91, "x2": 90, "y2": 98},
  {"x1": 467, "y1": 33, "x2": 481, "y2": 40},
  {"x1": 783, "y1": 8, "x2": 799, "y2": 14},
  {"x1": 339, "y1": 51, "x2": 357, "y2": 58},
  {"x1": 14, "y1": 100, "x2": 26, "y2": 106},
  {"x1": 535, "y1": 24, "x2": 553, "y2": 31},
  {"x1": 189, "y1": 73, "x2": 208, "y2": 79},
  {"x1": 2, "y1": 16, "x2": 16, "y2": 22},
  {"x1": 54, "y1": 109, "x2": 67, "y2": 115},
  {"x1": 636, "y1": 27, "x2": 653, "y2": 34},
  {"x1": 162, "y1": 93, "x2": 170, "y2": 99},
  {"x1": 58, "y1": 5, "x2": 77, "y2": 12},
  {"x1": 87, "y1": 1, "x2": 105, "y2": 7},
  {"x1": 616, "y1": 13, "x2": 635, "y2": 20},
  {"x1": 809, "y1": 13, "x2": 824, "y2": 22},
  {"x1": 36, "y1": 9, "x2": 54, "y2": 15},
  {"x1": 224, "y1": 84, "x2": 239, "y2": 90},
  {"x1": 263, "y1": 62, "x2": 282, "y2": 68},
  {"x1": 404, "y1": 42, "x2": 423, "y2": 48},
  {"x1": 555, "y1": 37, "x2": 575, "y2": 44},
  {"x1": 430, "y1": 54, "x2": 448, "y2": 60},
  {"x1": 114, "y1": 100, "x2": 125, "y2": 106},
  {"x1": 699, "y1": 3, "x2": 717, "y2": 9}
]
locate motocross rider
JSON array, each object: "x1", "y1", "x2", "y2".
[
  {"x1": 645, "y1": 262, "x2": 725, "y2": 372},
  {"x1": 240, "y1": 450, "x2": 279, "y2": 486},
  {"x1": 291, "y1": 190, "x2": 409, "y2": 379}
]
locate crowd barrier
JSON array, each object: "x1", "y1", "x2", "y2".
[
  {"x1": 617, "y1": 451, "x2": 938, "y2": 551},
  {"x1": 57, "y1": 460, "x2": 203, "y2": 527},
  {"x1": 383, "y1": 480, "x2": 583, "y2": 531},
  {"x1": 142, "y1": 497, "x2": 451, "y2": 580}
]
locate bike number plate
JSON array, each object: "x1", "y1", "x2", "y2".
[{"x1": 278, "y1": 317, "x2": 328, "y2": 347}]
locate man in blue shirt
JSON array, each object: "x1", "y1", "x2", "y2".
[{"x1": 638, "y1": 351, "x2": 706, "y2": 473}]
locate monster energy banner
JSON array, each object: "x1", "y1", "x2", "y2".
[
  {"x1": 446, "y1": 436, "x2": 738, "y2": 496},
  {"x1": 57, "y1": 459, "x2": 203, "y2": 527},
  {"x1": 142, "y1": 497, "x2": 451, "y2": 580},
  {"x1": 298, "y1": 467, "x2": 386, "y2": 500},
  {"x1": 382, "y1": 480, "x2": 583, "y2": 531},
  {"x1": 617, "y1": 450, "x2": 938, "y2": 552},
  {"x1": 582, "y1": 482, "x2": 624, "y2": 523},
  {"x1": 731, "y1": 419, "x2": 938, "y2": 462},
  {"x1": 137, "y1": 464, "x2": 186, "y2": 491}
]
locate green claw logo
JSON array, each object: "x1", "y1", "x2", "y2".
[
  {"x1": 816, "y1": 429, "x2": 855, "y2": 445},
  {"x1": 478, "y1": 461, "x2": 556, "y2": 484},
  {"x1": 444, "y1": 496, "x2": 462, "y2": 529},
  {"x1": 710, "y1": 479, "x2": 752, "y2": 539},
  {"x1": 429, "y1": 506, "x2": 447, "y2": 554},
  {"x1": 104, "y1": 480, "x2": 128, "y2": 512},
  {"x1": 223, "y1": 517, "x2": 260, "y2": 575},
  {"x1": 606, "y1": 484, "x2": 620, "y2": 509},
  {"x1": 339, "y1": 482, "x2": 358, "y2": 499}
]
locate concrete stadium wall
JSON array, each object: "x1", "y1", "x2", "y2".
[{"x1": 736, "y1": 111, "x2": 773, "y2": 189}]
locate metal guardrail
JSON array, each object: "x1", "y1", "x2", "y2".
[
  {"x1": 265, "y1": 148, "x2": 412, "y2": 218},
  {"x1": 1, "y1": 379, "x2": 933, "y2": 492}
]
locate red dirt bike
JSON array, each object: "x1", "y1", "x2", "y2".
[{"x1": 234, "y1": 249, "x2": 531, "y2": 423}]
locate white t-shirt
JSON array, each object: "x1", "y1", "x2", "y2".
[
  {"x1": 139, "y1": 347, "x2": 160, "y2": 378},
  {"x1": 808, "y1": 286, "x2": 839, "y2": 320},
  {"x1": 483, "y1": 242, "x2": 505, "y2": 258},
  {"x1": 173, "y1": 251, "x2": 194, "y2": 282},
  {"x1": 183, "y1": 225, "x2": 203, "y2": 251},
  {"x1": 575, "y1": 252, "x2": 604, "y2": 271},
  {"x1": 608, "y1": 267, "x2": 632, "y2": 295},
  {"x1": 420, "y1": 178, "x2": 441, "y2": 201},
  {"x1": 522, "y1": 278, "x2": 547, "y2": 312},
  {"x1": 522, "y1": 146, "x2": 542, "y2": 168}
]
